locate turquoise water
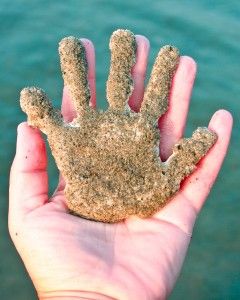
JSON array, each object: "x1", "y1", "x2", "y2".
[{"x1": 0, "y1": 0, "x2": 239, "y2": 299}]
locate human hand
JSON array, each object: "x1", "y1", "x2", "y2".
[{"x1": 9, "y1": 36, "x2": 232, "y2": 300}]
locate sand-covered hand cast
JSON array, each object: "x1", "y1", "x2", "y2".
[{"x1": 20, "y1": 29, "x2": 217, "y2": 223}]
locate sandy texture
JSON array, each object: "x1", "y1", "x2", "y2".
[
  {"x1": 106, "y1": 29, "x2": 136, "y2": 111},
  {"x1": 20, "y1": 29, "x2": 217, "y2": 223},
  {"x1": 59, "y1": 37, "x2": 90, "y2": 116}
]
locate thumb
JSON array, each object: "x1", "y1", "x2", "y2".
[{"x1": 9, "y1": 122, "x2": 48, "y2": 227}]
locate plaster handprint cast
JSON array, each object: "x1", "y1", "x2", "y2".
[{"x1": 20, "y1": 29, "x2": 217, "y2": 223}]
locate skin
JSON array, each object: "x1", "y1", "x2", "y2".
[
  {"x1": 9, "y1": 35, "x2": 232, "y2": 300},
  {"x1": 19, "y1": 31, "x2": 216, "y2": 222}
]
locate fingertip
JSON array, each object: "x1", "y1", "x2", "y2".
[
  {"x1": 17, "y1": 121, "x2": 29, "y2": 132},
  {"x1": 209, "y1": 109, "x2": 233, "y2": 127},
  {"x1": 80, "y1": 38, "x2": 95, "y2": 73},
  {"x1": 180, "y1": 56, "x2": 197, "y2": 71},
  {"x1": 175, "y1": 56, "x2": 197, "y2": 84},
  {"x1": 17, "y1": 121, "x2": 42, "y2": 143},
  {"x1": 133, "y1": 35, "x2": 150, "y2": 75},
  {"x1": 15, "y1": 122, "x2": 46, "y2": 170},
  {"x1": 208, "y1": 109, "x2": 233, "y2": 141},
  {"x1": 17, "y1": 121, "x2": 39, "y2": 135},
  {"x1": 194, "y1": 109, "x2": 233, "y2": 172},
  {"x1": 135, "y1": 35, "x2": 150, "y2": 51},
  {"x1": 80, "y1": 38, "x2": 94, "y2": 49},
  {"x1": 17, "y1": 122, "x2": 44, "y2": 155}
]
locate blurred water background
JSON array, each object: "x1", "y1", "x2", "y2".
[{"x1": 0, "y1": 0, "x2": 239, "y2": 299}]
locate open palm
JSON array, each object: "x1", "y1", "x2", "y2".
[{"x1": 9, "y1": 36, "x2": 232, "y2": 300}]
